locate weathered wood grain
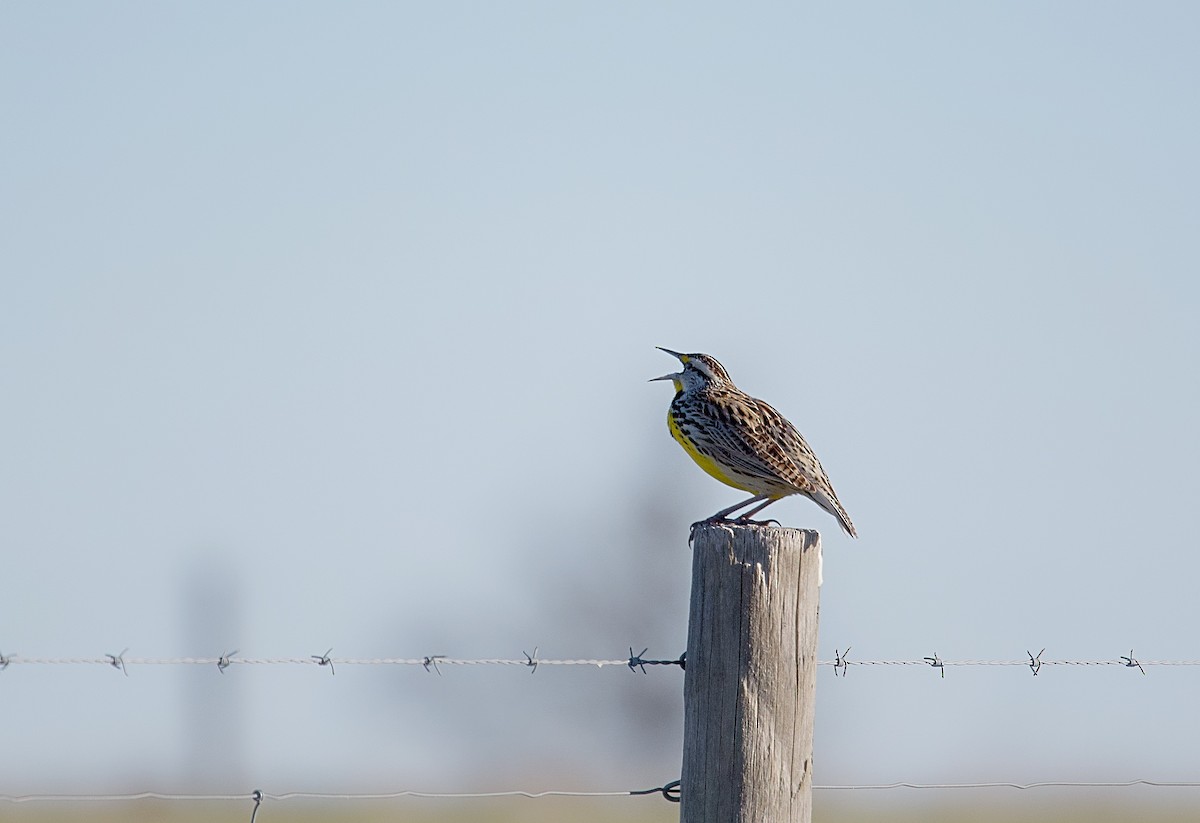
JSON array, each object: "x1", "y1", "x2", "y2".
[{"x1": 680, "y1": 523, "x2": 821, "y2": 823}]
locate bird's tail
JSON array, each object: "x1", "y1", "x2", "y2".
[{"x1": 813, "y1": 489, "x2": 857, "y2": 538}]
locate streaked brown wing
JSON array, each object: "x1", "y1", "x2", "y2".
[
  {"x1": 695, "y1": 394, "x2": 816, "y2": 494},
  {"x1": 749, "y1": 397, "x2": 831, "y2": 492}
]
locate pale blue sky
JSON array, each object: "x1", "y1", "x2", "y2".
[{"x1": 2, "y1": 1, "x2": 1199, "y2": 803}]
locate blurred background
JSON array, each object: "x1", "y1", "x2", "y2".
[{"x1": 2, "y1": 2, "x2": 1198, "y2": 821}]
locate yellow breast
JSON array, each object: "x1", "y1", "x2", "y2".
[{"x1": 667, "y1": 411, "x2": 758, "y2": 493}]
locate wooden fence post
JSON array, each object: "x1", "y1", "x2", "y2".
[{"x1": 680, "y1": 523, "x2": 821, "y2": 823}]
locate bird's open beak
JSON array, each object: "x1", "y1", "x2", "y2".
[{"x1": 650, "y1": 346, "x2": 686, "y2": 382}]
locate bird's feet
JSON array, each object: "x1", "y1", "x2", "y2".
[
  {"x1": 689, "y1": 516, "x2": 732, "y2": 545},
  {"x1": 689, "y1": 515, "x2": 782, "y2": 544},
  {"x1": 733, "y1": 516, "x2": 781, "y2": 527}
]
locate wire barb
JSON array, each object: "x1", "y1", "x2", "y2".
[
  {"x1": 1121, "y1": 649, "x2": 1146, "y2": 675},
  {"x1": 627, "y1": 648, "x2": 686, "y2": 674},
  {"x1": 422, "y1": 655, "x2": 445, "y2": 675},
  {"x1": 218, "y1": 650, "x2": 238, "y2": 674},
  {"x1": 107, "y1": 649, "x2": 129, "y2": 677},
  {"x1": 523, "y1": 647, "x2": 539, "y2": 674},
  {"x1": 1027, "y1": 648, "x2": 1044, "y2": 676},
  {"x1": 834, "y1": 647, "x2": 851, "y2": 677},
  {"x1": 923, "y1": 654, "x2": 945, "y2": 679},
  {"x1": 312, "y1": 652, "x2": 336, "y2": 676},
  {"x1": 0, "y1": 652, "x2": 10, "y2": 671}
]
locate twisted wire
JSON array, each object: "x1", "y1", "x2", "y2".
[{"x1": 4, "y1": 779, "x2": 1200, "y2": 804}]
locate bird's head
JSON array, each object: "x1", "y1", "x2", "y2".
[{"x1": 649, "y1": 348, "x2": 734, "y2": 394}]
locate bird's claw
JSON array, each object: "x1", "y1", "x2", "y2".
[
  {"x1": 688, "y1": 516, "x2": 732, "y2": 545},
  {"x1": 733, "y1": 517, "x2": 781, "y2": 527},
  {"x1": 689, "y1": 515, "x2": 784, "y2": 544}
]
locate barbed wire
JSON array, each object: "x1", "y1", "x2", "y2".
[
  {"x1": 4, "y1": 778, "x2": 1200, "y2": 808},
  {"x1": 0, "y1": 647, "x2": 1192, "y2": 675},
  {"x1": 826, "y1": 647, "x2": 1170, "y2": 676},
  {"x1": 0, "y1": 652, "x2": 652, "y2": 673}
]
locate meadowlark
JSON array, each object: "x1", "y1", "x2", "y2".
[{"x1": 651, "y1": 348, "x2": 857, "y2": 537}]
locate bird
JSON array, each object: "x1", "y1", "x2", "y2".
[{"x1": 651, "y1": 347, "x2": 857, "y2": 537}]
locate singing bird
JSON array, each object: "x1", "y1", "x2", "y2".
[{"x1": 651, "y1": 348, "x2": 857, "y2": 537}]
